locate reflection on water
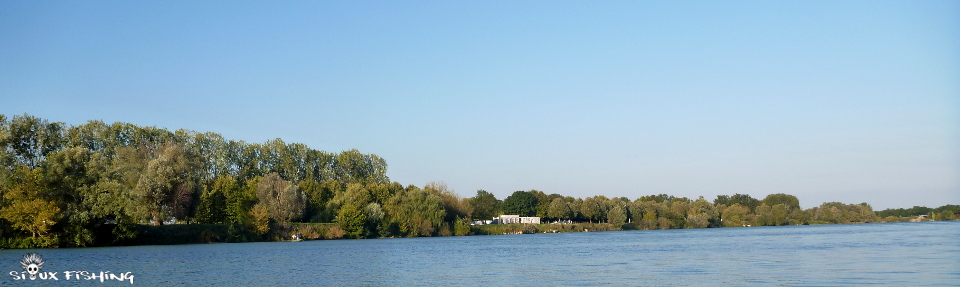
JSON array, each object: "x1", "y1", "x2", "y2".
[{"x1": 1, "y1": 221, "x2": 957, "y2": 286}]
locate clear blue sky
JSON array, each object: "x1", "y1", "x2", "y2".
[{"x1": 2, "y1": 1, "x2": 958, "y2": 210}]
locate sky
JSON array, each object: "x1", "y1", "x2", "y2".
[{"x1": 1, "y1": 1, "x2": 958, "y2": 210}]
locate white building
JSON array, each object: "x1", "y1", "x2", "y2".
[{"x1": 494, "y1": 215, "x2": 540, "y2": 224}]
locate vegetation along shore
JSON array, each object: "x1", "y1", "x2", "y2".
[{"x1": 1, "y1": 114, "x2": 956, "y2": 248}]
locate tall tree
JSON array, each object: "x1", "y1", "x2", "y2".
[
  {"x1": 761, "y1": 193, "x2": 801, "y2": 211},
  {"x1": 128, "y1": 143, "x2": 201, "y2": 225},
  {"x1": 607, "y1": 205, "x2": 627, "y2": 226},
  {"x1": 502, "y1": 191, "x2": 538, "y2": 217},
  {"x1": 256, "y1": 173, "x2": 305, "y2": 222},
  {"x1": 7, "y1": 114, "x2": 66, "y2": 168},
  {"x1": 384, "y1": 187, "x2": 445, "y2": 237},
  {"x1": 547, "y1": 198, "x2": 572, "y2": 221},
  {"x1": 469, "y1": 190, "x2": 500, "y2": 220},
  {"x1": 0, "y1": 166, "x2": 60, "y2": 239}
]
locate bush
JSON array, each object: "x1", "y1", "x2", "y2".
[{"x1": 325, "y1": 226, "x2": 345, "y2": 239}]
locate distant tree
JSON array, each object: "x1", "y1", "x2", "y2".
[
  {"x1": 297, "y1": 179, "x2": 327, "y2": 222},
  {"x1": 226, "y1": 176, "x2": 258, "y2": 224},
  {"x1": 6, "y1": 114, "x2": 65, "y2": 168},
  {"x1": 580, "y1": 197, "x2": 603, "y2": 223},
  {"x1": 607, "y1": 205, "x2": 627, "y2": 227},
  {"x1": 453, "y1": 217, "x2": 471, "y2": 236},
  {"x1": 425, "y1": 182, "x2": 471, "y2": 223},
  {"x1": 722, "y1": 204, "x2": 750, "y2": 227},
  {"x1": 195, "y1": 176, "x2": 231, "y2": 224},
  {"x1": 129, "y1": 143, "x2": 201, "y2": 225},
  {"x1": 0, "y1": 166, "x2": 60, "y2": 239},
  {"x1": 248, "y1": 203, "x2": 271, "y2": 236},
  {"x1": 770, "y1": 204, "x2": 789, "y2": 226},
  {"x1": 335, "y1": 203, "x2": 367, "y2": 238},
  {"x1": 469, "y1": 190, "x2": 500, "y2": 220},
  {"x1": 761, "y1": 193, "x2": 800, "y2": 210},
  {"x1": 639, "y1": 194, "x2": 674, "y2": 203},
  {"x1": 547, "y1": 198, "x2": 572, "y2": 221},
  {"x1": 256, "y1": 173, "x2": 305, "y2": 222},
  {"x1": 713, "y1": 195, "x2": 731, "y2": 206},
  {"x1": 942, "y1": 210, "x2": 955, "y2": 220},
  {"x1": 502, "y1": 191, "x2": 538, "y2": 217},
  {"x1": 384, "y1": 187, "x2": 445, "y2": 237},
  {"x1": 729, "y1": 194, "x2": 761, "y2": 212}
]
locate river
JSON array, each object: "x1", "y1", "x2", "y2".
[{"x1": 2, "y1": 221, "x2": 957, "y2": 286}]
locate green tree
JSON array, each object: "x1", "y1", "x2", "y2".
[
  {"x1": 129, "y1": 143, "x2": 201, "y2": 225},
  {"x1": 547, "y1": 198, "x2": 572, "y2": 222},
  {"x1": 761, "y1": 193, "x2": 800, "y2": 211},
  {"x1": 453, "y1": 217, "x2": 471, "y2": 236},
  {"x1": 722, "y1": 204, "x2": 750, "y2": 227},
  {"x1": 335, "y1": 203, "x2": 367, "y2": 238},
  {"x1": 195, "y1": 176, "x2": 230, "y2": 224},
  {"x1": 469, "y1": 190, "x2": 500, "y2": 220},
  {"x1": 425, "y1": 182, "x2": 471, "y2": 223},
  {"x1": 607, "y1": 205, "x2": 627, "y2": 227},
  {"x1": 942, "y1": 210, "x2": 955, "y2": 220},
  {"x1": 0, "y1": 166, "x2": 60, "y2": 239},
  {"x1": 226, "y1": 176, "x2": 258, "y2": 224},
  {"x1": 7, "y1": 114, "x2": 65, "y2": 168},
  {"x1": 502, "y1": 191, "x2": 538, "y2": 217},
  {"x1": 726, "y1": 194, "x2": 760, "y2": 212},
  {"x1": 256, "y1": 173, "x2": 305, "y2": 222},
  {"x1": 248, "y1": 203, "x2": 271, "y2": 236},
  {"x1": 770, "y1": 204, "x2": 789, "y2": 226},
  {"x1": 384, "y1": 187, "x2": 446, "y2": 237},
  {"x1": 580, "y1": 196, "x2": 604, "y2": 223}
]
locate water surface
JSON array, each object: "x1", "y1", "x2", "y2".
[{"x1": 2, "y1": 221, "x2": 957, "y2": 286}]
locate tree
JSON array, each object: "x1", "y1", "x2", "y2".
[
  {"x1": 547, "y1": 198, "x2": 572, "y2": 221},
  {"x1": 226, "y1": 176, "x2": 258, "y2": 224},
  {"x1": 425, "y1": 182, "x2": 471, "y2": 223},
  {"x1": 248, "y1": 203, "x2": 271, "y2": 236},
  {"x1": 335, "y1": 203, "x2": 367, "y2": 238},
  {"x1": 469, "y1": 190, "x2": 500, "y2": 220},
  {"x1": 7, "y1": 114, "x2": 65, "y2": 168},
  {"x1": 754, "y1": 204, "x2": 773, "y2": 226},
  {"x1": 725, "y1": 194, "x2": 760, "y2": 212},
  {"x1": 607, "y1": 205, "x2": 627, "y2": 227},
  {"x1": 943, "y1": 210, "x2": 955, "y2": 220},
  {"x1": 770, "y1": 204, "x2": 789, "y2": 226},
  {"x1": 195, "y1": 176, "x2": 230, "y2": 224},
  {"x1": 502, "y1": 191, "x2": 538, "y2": 217},
  {"x1": 722, "y1": 204, "x2": 750, "y2": 227},
  {"x1": 761, "y1": 193, "x2": 800, "y2": 211},
  {"x1": 580, "y1": 196, "x2": 604, "y2": 223},
  {"x1": 686, "y1": 197, "x2": 716, "y2": 228},
  {"x1": 384, "y1": 187, "x2": 445, "y2": 237},
  {"x1": 298, "y1": 179, "x2": 330, "y2": 222},
  {"x1": 256, "y1": 173, "x2": 305, "y2": 222},
  {"x1": 129, "y1": 143, "x2": 201, "y2": 225},
  {"x1": 0, "y1": 166, "x2": 60, "y2": 239}
]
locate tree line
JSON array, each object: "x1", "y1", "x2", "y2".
[{"x1": 0, "y1": 114, "x2": 954, "y2": 248}]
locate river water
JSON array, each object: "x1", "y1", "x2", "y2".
[{"x1": 1, "y1": 221, "x2": 957, "y2": 286}]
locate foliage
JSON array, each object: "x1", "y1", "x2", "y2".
[
  {"x1": 607, "y1": 205, "x2": 627, "y2": 227},
  {"x1": 547, "y1": 198, "x2": 572, "y2": 221},
  {"x1": 469, "y1": 190, "x2": 500, "y2": 220},
  {"x1": 0, "y1": 113, "x2": 955, "y2": 248},
  {"x1": 256, "y1": 173, "x2": 305, "y2": 222},
  {"x1": 502, "y1": 190, "x2": 539, "y2": 217},
  {"x1": 335, "y1": 203, "x2": 367, "y2": 238}
]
